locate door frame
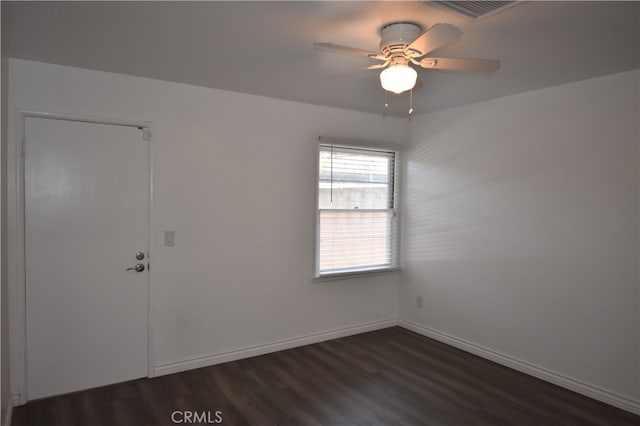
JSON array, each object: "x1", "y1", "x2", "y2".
[{"x1": 10, "y1": 109, "x2": 156, "y2": 403}]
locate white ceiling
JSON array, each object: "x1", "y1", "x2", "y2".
[{"x1": 3, "y1": 1, "x2": 639, "y2": 117}]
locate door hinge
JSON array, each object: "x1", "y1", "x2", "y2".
[
  {"x1": 21, "y1": 138, "x2": 25, "y2": 158},
  {"x1": 142, "y1": 128, "x2": 151, "y2": 141}
]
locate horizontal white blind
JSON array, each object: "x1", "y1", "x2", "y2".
[{"x1": 317, "y1": 144, "x2": 398, "y2": 276}]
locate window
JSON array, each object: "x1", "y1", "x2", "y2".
[{"x1": 315, "y1": 143, "x2": 399, "y2": 278}]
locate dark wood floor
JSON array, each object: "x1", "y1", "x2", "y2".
[{"x1": 13, "y1": 327, "x2": 640, "y2": 426}]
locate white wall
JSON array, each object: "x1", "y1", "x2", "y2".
[
  {"x1": 7, "y1": 59, "x2": 403, "y2": 398},
  {"x1": 401, "y1": 70, "x2": 640, "y2": 406}
]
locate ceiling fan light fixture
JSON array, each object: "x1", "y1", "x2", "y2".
[{"x1": 380, "y1": 64, "x2": 417, "y2": 94}]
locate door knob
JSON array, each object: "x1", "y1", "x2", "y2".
[{"x1": 126, "y1": 263, "x2": 145, "y2": 272}]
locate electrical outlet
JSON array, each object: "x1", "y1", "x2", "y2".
[{"x1": 416, "y1": 296, "x2": 423, "y2": 309}]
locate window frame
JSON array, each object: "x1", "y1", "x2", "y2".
[{"x1": 313, "y1": 139, "x2": 401, "y2": 281}]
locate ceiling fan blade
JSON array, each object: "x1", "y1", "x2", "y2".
[
  {"x1": 405, "y1": 23, "x2": 462, "y2": 57},
  {"x1": 365, "y1": 62, "x2": 390, "y2": 70},
  {"x1": 418, "y1": 57, "x2": 500, "y2": 72},
  {"x1": 313, "y1": 42, "x2": 385, "y2": 60},
  {"x1": 321, "y1": 61, "x2": 390, "y2": 80}
]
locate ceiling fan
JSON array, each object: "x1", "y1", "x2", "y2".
[{"x1": 314, "y1": 22, "x2": 500, "y2": 95}]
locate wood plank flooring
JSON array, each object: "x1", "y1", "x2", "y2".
[{"x1": 12, "y1": 327, "x2": 640, "y2": 425}]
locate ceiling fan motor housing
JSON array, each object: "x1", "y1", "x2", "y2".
[{"x1": 379, "y1": 22, "x2": 422, "y2": 59}]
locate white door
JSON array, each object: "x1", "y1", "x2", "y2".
[{"x1": 25, "y1": 117, "x2": 149, "y2": 400}]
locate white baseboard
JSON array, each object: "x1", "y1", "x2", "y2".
[
  {"x1": 154, "y1": 318, "x2": 399, "y2": 376},
  {"x1": 398, "y1": 319, "x2": 640, "y2": 415},
  {"x1": 11, "y1": 391, "x2": 25, "y2": 408}
]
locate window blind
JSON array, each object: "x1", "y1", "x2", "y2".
[{"x1": 316, "y1": 144, "x2": 399, "y2": 277}]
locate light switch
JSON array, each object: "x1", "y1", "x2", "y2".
[{"x1": 164, "y1": 230, "x2": 175, "y2": 247}]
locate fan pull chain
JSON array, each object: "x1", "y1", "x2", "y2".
[
  {"x1": 384, "y1": 90, "x2": 389, "y2": 110},
  {"x1": 408, "y1": 88, "x2": 414, "y2": 115}
]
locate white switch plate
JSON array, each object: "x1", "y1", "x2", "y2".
[{"x1": 164, "y1": 230, "x2": 175, "y2": 247}]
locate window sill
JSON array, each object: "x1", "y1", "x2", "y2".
[{"x1": 313, "y1": 268, "x2": 400, "y2": 283}]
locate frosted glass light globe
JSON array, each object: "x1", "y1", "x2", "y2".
[{"x1": 380, "y1": 65, "x2": 418, "y2": 94}]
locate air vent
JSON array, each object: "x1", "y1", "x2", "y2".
[{"x1": 432, "y1": 1, "x2": 520, "y2": 21}]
